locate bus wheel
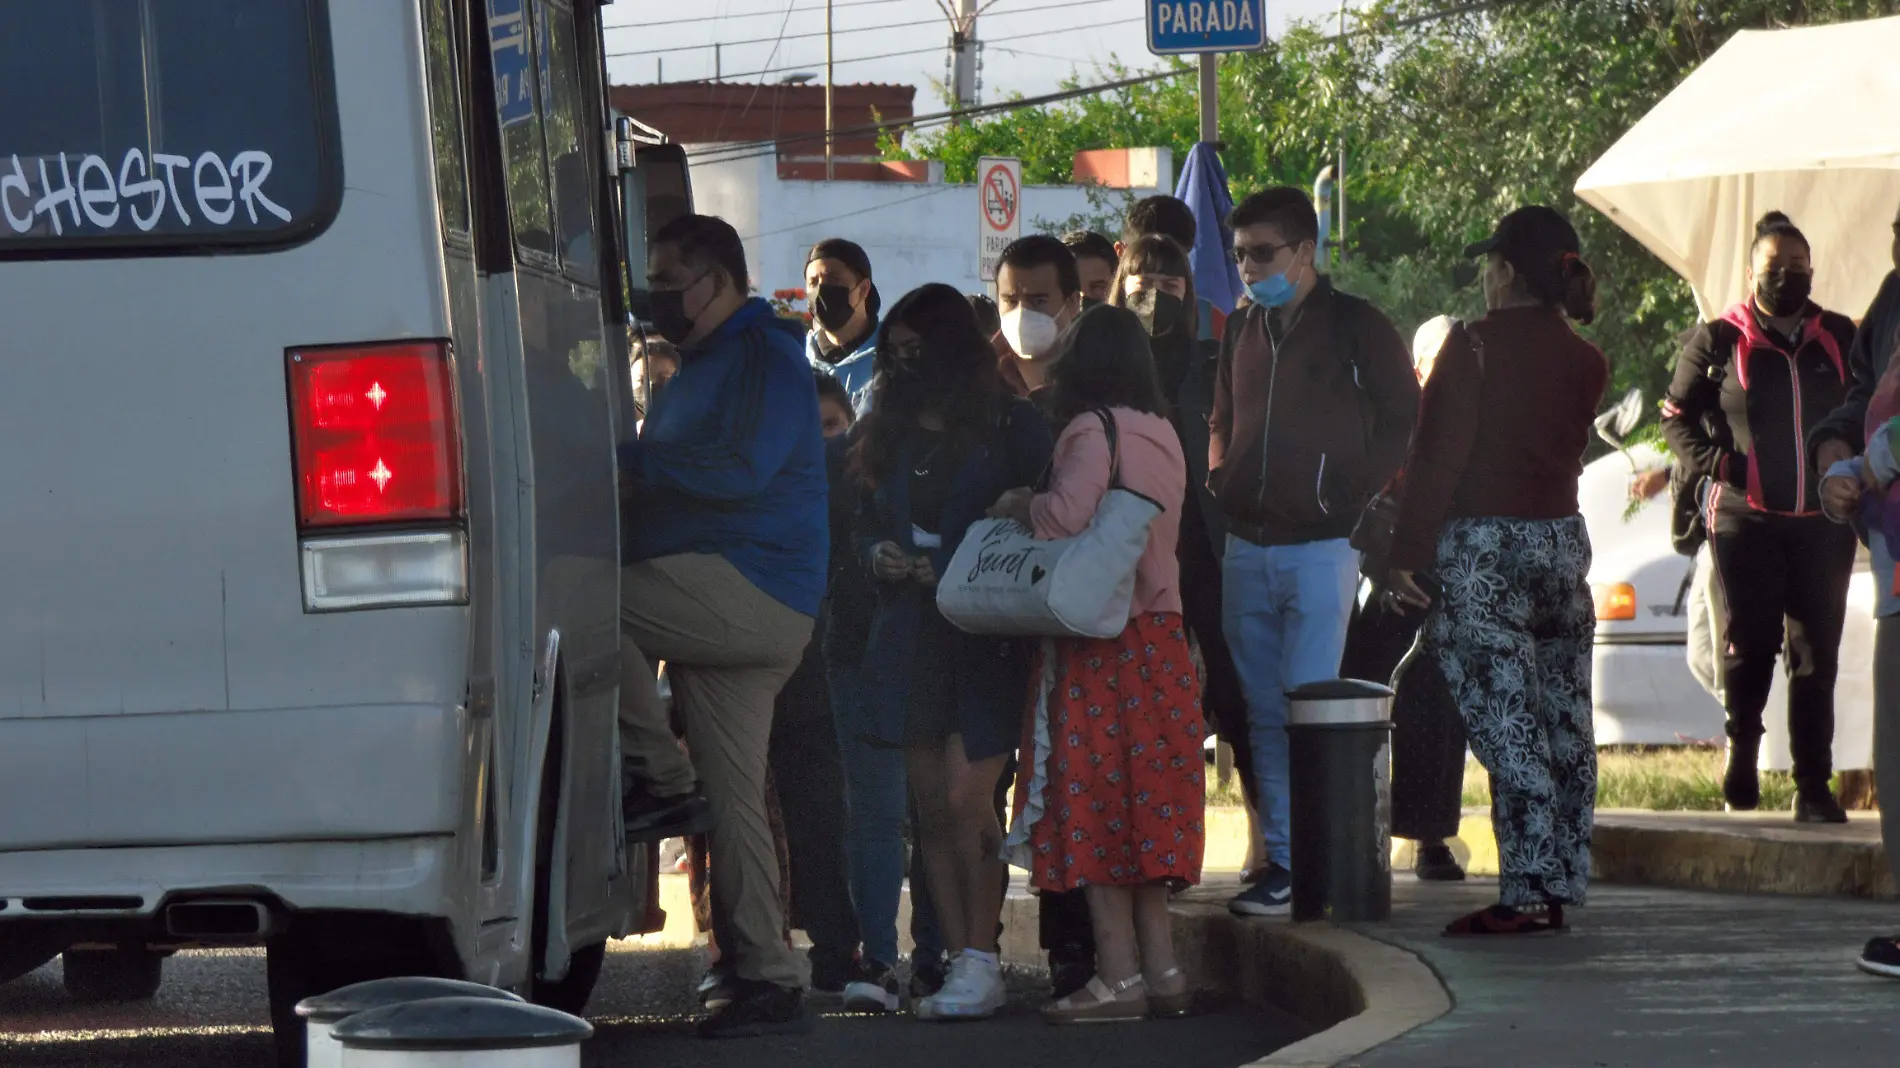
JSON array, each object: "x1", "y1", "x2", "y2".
[
  {"x1": 530, "y1": 940, "x2": 605, "y2": 1016},
  {"x1": 62, "y1": 946, "x2": 163, "y2": 1003}
]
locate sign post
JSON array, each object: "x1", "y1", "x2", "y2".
[
  {"x1": 976, "y1": 156, "x2": 1022, "y2": 284},
  {"x1": 1147, "y1": 0, "x2": 1268, "y2": 146}
]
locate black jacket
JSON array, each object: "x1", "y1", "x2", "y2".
[
  {"x1": 1811, "y1": 270, "x2": 1900, "y2": 455},
  {"x1": 1662, "y1": 301, "x2": 1855, "y2": 517}
]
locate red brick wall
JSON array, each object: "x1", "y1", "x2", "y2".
[{"x1": 609, "y1": 82, "x2": 917, "y2": 156}]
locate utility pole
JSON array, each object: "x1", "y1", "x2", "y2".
[
  {"x1": 826, "y1": 0, "x2": 835, "y2": 179},
  {"x1": 657, "y1": 56, "x2": 663, "y2": 83},
  {"x1": 950, "y1": 0, "x2": 978, "y2": 118},
  {"x1": 715, "y1": 42, "x2": 722, "y2": 81},
  {"x1": 1335, "y1": 0, "x2": 1347, "y2": 262},
  {"x1": 1197, "y1": 53, "x2": 1216, "y2": 143}
]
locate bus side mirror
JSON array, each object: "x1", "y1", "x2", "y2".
[{"x1": 612, "y1": 118, "x2": 692, "y2": 328}]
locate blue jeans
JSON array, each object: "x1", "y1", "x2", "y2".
[
  {"x1": 828, "y1": 661, "x2": 940, "y2": 968},
  {"x1": 1221, "y1": 535, "x2": 1360, "y2": 870}
]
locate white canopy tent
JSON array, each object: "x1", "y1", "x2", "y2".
[{"x1": 1576, "y1": 15, "x2": 1900, "y2": 322}]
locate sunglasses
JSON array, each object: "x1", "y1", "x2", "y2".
[{"x1": 1232, "y1": 241, "x2": 1296, "y2": 266}]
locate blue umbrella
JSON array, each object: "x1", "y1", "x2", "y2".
[{"x1": 1173, "y1": 141, "x2": 1244, "y2": 314}]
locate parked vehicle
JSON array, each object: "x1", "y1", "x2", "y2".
[{"x1": 0, "y1": 2, "x2": 689, "y2": 1062}]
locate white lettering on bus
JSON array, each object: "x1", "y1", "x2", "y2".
[{"x1": 0, "y1": 148, "x2": 293, "y2": 236}]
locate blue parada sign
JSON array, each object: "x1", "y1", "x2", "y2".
[{"x1": 1147, "y1": 0, "x2": 1267, "y2": 55}]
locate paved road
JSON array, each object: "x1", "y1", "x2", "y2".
[
  {"x1": 1353, "y1": 876, "x2": 1900, "y2": 1068},
  {"x1": 0, "y1": 943, "x2": 1304, "y2": 1068}
]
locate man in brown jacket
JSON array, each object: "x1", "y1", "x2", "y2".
[{"x1": 1211, "y1": 187, "x2": 1418, "y2": 917}]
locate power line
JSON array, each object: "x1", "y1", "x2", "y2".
[
  {"x1": 645, "y1": 16, "x2": 1141, "y2": 84},
  {"x1": 710, "y1": 0, "x2": 802, "y2": 142},
  {"x1": 604, "y1": 0, "x2": 913, "y2": 31},
  {"x1": 608, "y1": 0, "x2": 1121, "y2": 58},
  {"x1": 684, "y1": 63, "x2": 1179, "y2": 166}
]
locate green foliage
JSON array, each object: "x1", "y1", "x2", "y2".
[{"x1": 891, "y1": 0, "x2": 1900, "y2": 422}]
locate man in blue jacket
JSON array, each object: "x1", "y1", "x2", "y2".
[
  {"x1": 804, "y1": 237, "x2": 880, "y2": 413},
  {"x1": 615, "y1": 213, "x2": 828, "y2": 1038}
]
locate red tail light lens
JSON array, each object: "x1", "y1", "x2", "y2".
[{"x1": 287, "y1": 342, "x2": 462, "y2": 529}]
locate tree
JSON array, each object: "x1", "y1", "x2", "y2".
[{"x1": 891, "y1": 0, "x2": 1900, "y2": 410}]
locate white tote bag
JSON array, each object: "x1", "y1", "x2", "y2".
[{"x1": 936, "y1": 409, "x2": 1161, "y2": 639}]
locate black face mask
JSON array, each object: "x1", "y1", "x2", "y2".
[
  {"x1": 1127, "y1": 289, "x2": 1188, "y2": 341},
  {"x1": 812, "y1": 283, "x2": 859, "y2": 333},
  {"x1": 1080, "y1": 295, "x2": 1107, "y2": 310},
  {"x1": 1757, "y1": 268, "x2": 1813, "y2": 318},
  {"x1": 649, "y1": 272, "x2": 708, "y2": 345}
]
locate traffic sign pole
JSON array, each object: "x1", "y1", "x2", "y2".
[{"x1": 1198, "y1": 52, "x2": 1217, "y2": 144}]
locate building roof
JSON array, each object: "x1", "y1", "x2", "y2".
[{"x1": 609, "y1": 81, "x2": 917, "y2": 155}]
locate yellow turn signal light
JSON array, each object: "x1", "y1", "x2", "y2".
[{"x1": 1594, "y1": 582, "x2": 1637, "y2": 621}]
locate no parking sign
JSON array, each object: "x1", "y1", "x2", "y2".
[{"x1": 976, "y1": 156, "x2": 1021, "y2": 283}]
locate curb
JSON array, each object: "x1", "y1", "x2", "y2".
[
  {"x1": 1590, "y1": 813, "x2": 1896, "y2": 900},
  {"x1": 1167, "y1": 900, "x2": 1450, "y2": 1068}
]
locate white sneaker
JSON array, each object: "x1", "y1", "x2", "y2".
[{"x1": 920, "y1": 952, "x2": 1006, "y2": 1021}]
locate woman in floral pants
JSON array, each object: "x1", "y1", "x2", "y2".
[{"x1": 1386, "y1": 206, "x2": 1607, "y2": 934}]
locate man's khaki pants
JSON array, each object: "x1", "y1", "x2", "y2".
[{"x1": 618, "y1": 553, "x2": 814, "y2": 989}]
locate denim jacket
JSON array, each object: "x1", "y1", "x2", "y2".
[{"x1": 851, "y1": 398, "x2": 1054, "y2": 747}]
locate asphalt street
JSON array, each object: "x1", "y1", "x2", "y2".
[{"x1": 0, "y1": 942, "x2": 1305, "y2": 1068}]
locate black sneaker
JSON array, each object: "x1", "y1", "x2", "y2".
[
  {"x1": 1415, "y1": 844, "x2": 1467, "y2": 882},
  {"x1": 809, "y1": 951, "x2": 860, "y2": 996},
  {"x1": 698, "y1": 965, "x2": 737, "y2": 1010},
  {"x1": 1796, "y1": 789, "x2": 1849, "y2": 824},
  {"x1": 1048, "y1": 944, "x2": 1095, "y2": 1001},
  {"x1": 1229, "y1": 864, "x2": 1292, "y2": 916},
  {"x1": 1859, "y1": 936, "x2": 1900, "y2": 979},
  {"x1": 907, "y1": 953, "x2": 946, "y2": 1000},
  {"x1": 698, "y1": 979, "x2": 815, "y2": 1039},
  {"x1": 842, "y1": 960, "x2": 902, "y2": 1013},
  {"x1": 1723, "y1": 736, "x2": 1761, "y2": 811},
  {"x1": 623, "y1": 786, "x2": 715, "y2": 843}
]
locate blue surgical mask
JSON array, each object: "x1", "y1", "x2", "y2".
[{"x1": 1247, "y1": 271, "x2": 1299, "y2": 309}]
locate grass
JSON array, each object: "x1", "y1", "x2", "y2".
[{"x1": 1205, "y1": 744, "x2": 1811, "y2": 812}]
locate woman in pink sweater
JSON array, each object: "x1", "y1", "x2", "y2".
[{"x1": 989, "y1": 304, "x2": 1207, "y2": 1024}]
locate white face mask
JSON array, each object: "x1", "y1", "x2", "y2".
[{"x1": 1000, "y1": 306, "x2": 1060, "y2": 359}]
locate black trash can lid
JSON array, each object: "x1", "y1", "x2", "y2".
[
  {"x1": 296, "y1": 977, "x2": 523, "y2": 1024},
  {"x1": 1286, "y1": 679, "x2": 1395, "y2": 700},
  {"x1": 334, "y1": 996, "x2": 593, "y2": 1052}
]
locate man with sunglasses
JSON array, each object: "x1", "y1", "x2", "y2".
[{"x1": 1209, "y1": 187, "x2": 1418, "y2": 918}]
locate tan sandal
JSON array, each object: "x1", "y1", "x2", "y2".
[
  {"x1": 1040, "y1": 973, "x2": 1148, "y2": 1025},
  {"x1": 1146, "y1": 967, "x2": 1194, "y2": 1018}
]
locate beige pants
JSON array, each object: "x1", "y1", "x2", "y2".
[{"x1": 617, "y1": 553, "x2": 814, "y2": 988}]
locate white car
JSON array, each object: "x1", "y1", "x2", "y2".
[{"x1": 1580, "y1": 442, "x2": 1876, "y2": 768}]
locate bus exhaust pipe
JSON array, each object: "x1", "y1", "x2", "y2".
[{"x1": 163, "y1": 900, "x2": 276, "y2": 941}]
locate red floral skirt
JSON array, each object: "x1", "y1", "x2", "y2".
[{"x1": 1008, "y1": 613, "x2": 1207, "y2": 892}]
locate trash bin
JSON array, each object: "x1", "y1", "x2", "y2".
[
  {"x1": 1287, "y1": 678, "x2": 1394, "y2": 923},
  {"x1": 297, "y1": 978, "x2": 524, "y2": 1068},
  {"x1": 335, "y1": 995, "x2": 592, "y2": 1068}
]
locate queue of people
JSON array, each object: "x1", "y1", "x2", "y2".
[{"x1": 610, "y1": 184, "x2": 1900, "y2": 1036}]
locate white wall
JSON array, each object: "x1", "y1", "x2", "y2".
[{"x1": 685, "y1": 146, "x2": 1164, "y2": 306}]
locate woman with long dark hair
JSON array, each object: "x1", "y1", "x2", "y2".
[
  {"x1": 852, "y1": 283, "x2": 1054, "y2": 1020},
  {"x1": 1663, "y1": 212, "x2": 1859, "y2": 822},
  {"x1": 995, "y1": 304, "x2": 1205, "y2": 1023},
  {"x1": 1386, "y1": 206, "x2": 1607, "y2": 934}
]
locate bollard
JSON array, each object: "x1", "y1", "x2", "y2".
[
  {"x1": 335, "y1": 995, "x2": 593, "y2": 1068},
  {"x1": 1286, "y1": 678, "x2": 1394, "y2": 923},
  {"x1": 297, "y1": 978, "x2": 524, "y2": 1068}
]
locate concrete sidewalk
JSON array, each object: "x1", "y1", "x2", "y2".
[{"x1": 1341, "y1": 874, "x2": 1900, "y2": 1068}]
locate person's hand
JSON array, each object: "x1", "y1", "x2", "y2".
[
  {"x1": 1628, "y1": 467, "x2": 1671, "y2": 502},
  {"x1": 871, "y1": 541, "x2": 911, "y2": 582},
  {"x1": 1816, "y1": 438, "x2": 1856, "y2": 476},
  {"x1": 1821, "y1": 474, "x2": 1863, "y2": 521},
  {"x1": 987, "y1": 486, "x2": 1035, "y2": 527},
  {"x1": 1384, "y1": 570, "x2": 1433, "y2": 612},
  {"x1": 911, "y1": 555, "x2": 938, "y2": 587}
]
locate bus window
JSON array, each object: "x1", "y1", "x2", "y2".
[
  {"x1": 0, "y1": 0, "x2": 338, "y2": 256},
  {"x1": 423, "y1": 0, "x2": 470, "y2": 239},
  {"x1": 487, "y1": 0, "x2": 555, "y2": 264},
  {"x1": 538, "y1": 0, "x2": 597, "y2": 286}
]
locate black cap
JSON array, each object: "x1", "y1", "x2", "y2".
[
  {"x1": 807, "y1": 237, "x2": 873, "y2": 279},
  {"x1": 1463, "y1": 205, "x2": 1581, "y2": 266}
]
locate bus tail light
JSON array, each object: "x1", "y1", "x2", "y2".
[{"x1": 287, "y1": 342, "x2": 466, "y2": 612}]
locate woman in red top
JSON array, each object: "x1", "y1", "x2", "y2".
[
  {"x1": 992, "y1": 305, "x2": 1206, "y2": 1022},
  {"x1": 1386, "y1": 206, "x2": 1608, "y2": 935}
]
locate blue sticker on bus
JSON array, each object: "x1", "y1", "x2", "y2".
[{"x1": 489, "y1": 0, "x2": 534, "y2": 127}]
